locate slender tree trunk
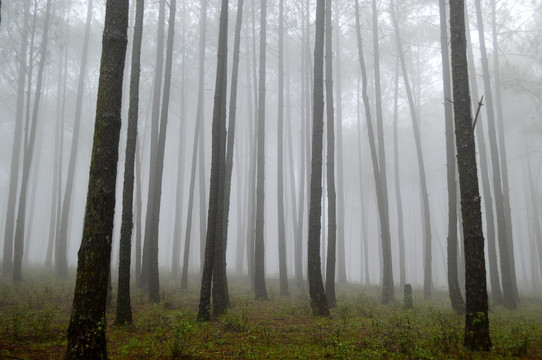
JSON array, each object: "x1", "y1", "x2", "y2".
[
  {"x1": 449, "y1": 0, "x2": 491, "y2": 350},
  {"x1": 307, "y1": 0, "x2": 330, "y2": 317},
  {"x1": 439, "y1": 0, "x2": 465, "y2": 314},
  {"x1": 220, "y1": 0, "x2": 244, "y2": 305},
  {"x1": 390, "y1": 0, "x2": 432, "y2": 299},
  {"x1": 254, "y1": 0, "x2": 268, "y2": 300},
  {"x1": 491, "y1": 0, "x2": 519, "y2": 302},
  {"x1": 324, "y1": 0, "x2": 336, "y2": 308},
  {"x1": 172, "y1": 0, "x2": 187, "y2": 280},
  {"x1": 275, "y1": 0, "x2": 289, "y2": 297},
  {"x1": 392, "y1": 57, "x2": 406, "y2": 288},
  {"x1": 372, "y1": 0, "x2": 392, "y2": 291},
  {"x1": 3, "y1": 0, "x2": 29, "y2": 277},
  {"x1": 197, "y1": 0, "x2": 229, "y2": 320},
  {"x1": 65, "y1": 0, "x2": 128, "y2": 355},
  {"x1": 473, "y1": 0, "x2": 516, "y2": 309},
  {"x1": 332, "y1": 0, "x2": 346, "y2": 285},
  {"x1": 134, "y1": 142, "x2": 143, "y2": 285},
  {"x1": 115, "y1": 0, "x2": 144, "y2": 325},
  {"x1": 525, "y1": 149, "x2": 542, "y2": 285},
  {"x1": 57, "y1": 0, "x2": 94, "y2": 278},
  {"x1": 356, "y1": 77, "x2": 370, "y2": 285},
  {"x1": 13, "y1": 0, "x2": 52, "y2": 282},
  {"x1": 141, "y1": 0, "x2": 165, "y2": 296},
  {"x1": 355, "y1": 0, "x2": 394, "y2": 303},
  {"x1": 465, "y1": 6, "x2": 503, "y2": 304},
  {"x1": 197, "y1": 0, "x2": 209, "y2": 272}
]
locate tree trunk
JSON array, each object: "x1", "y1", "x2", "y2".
[
  {"x1": 390, "y1": 0, "x2": 432, "y2": 299},
  {"x1": 439, "y1": 0, "x2": 465, "y2": 314},
  {"x1": 491, "y1": 0, "x2": 519, "y2": 303},
  {"x1": 464, "y1": 6, "x2": 503, "y2": 304},
  {"x1": 333, "y1": 0, "x2": 346, "y2": 285},
  {"x1": 220, "y1": 0, "x2": 244, "y2": 304},
  {"x1": 141, "y1": 0, "x2": 165, "y2": 298},
  {"x1": 57, "y1": 0, "x2": 94, "y2": 279},
  {"x1": 65, "y1": 0, "x2": 128, "y2": 355},
  {"x1": 115, "y1": 0, "x2": 144, "y2": 325},
  {"x1": 355, "y1": 0, "x2": 394, "y2": 304},
  {"x1": 13, "y1": 0, "x2": 52, "y2": 282},
  {"x1": 172, "y1": 0, "x2": 187, "y2": 280},
  {"x1": 276, "y1": 0, "x2": 289, "y2": 297},
  {"x1": 3, "y1": 0, "x2": 29, "y2": 277},
  {"x1": 307, "y1": 0, "x2": 330, "y2": 317},
  {"x1": 254, "y1": 0, "x2": 268, "y2": 300},
  {"x1": 324, "y1": 0, "x2": 336, "y2": 308},
  {"x1": 473, "y1": 0, "x2": 516, "y2": 309},
  {"x1": 197, "y1": 0, "x2": 229, "y2": 321},
  {"x1": 449, "y1": 0, "x2": 492, "y2": 350},
  {"x1": 197, "y1": 0, "x2": 209, "y2": 272}
]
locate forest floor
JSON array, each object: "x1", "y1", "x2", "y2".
[{"x1": 0, "y1": 269, "x2": 541, "y2": 359}]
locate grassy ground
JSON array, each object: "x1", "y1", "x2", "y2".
[{"x1": 1, "y1": 269, "x2": 541, "y2": 359}]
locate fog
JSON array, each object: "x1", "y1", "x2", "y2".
[{"x1": 1, "y1": 0, "x2": 541, "y2": 297}]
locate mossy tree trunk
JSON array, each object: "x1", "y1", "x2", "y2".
[{"x1": 65, "y1": 0, "x2": 128, "y2": 356}]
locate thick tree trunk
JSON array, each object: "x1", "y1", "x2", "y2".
[
  {"x1": 57, "y1": 0, "x2": 94, "y2": 279},
  {"x1": 254, "y1": 0, "x2": 268, "y2": 300},
  {"x1": 65, "y1": 0, "x2": 128, "y2": 356},
  {"x1": 307, "y1": 0, "x2": 330, "y2": 317},
  {"x1": 115, "y1": 0, "x2": 144, "y2": 325},
  {"x1": 197, "y1": 0, "x2": 229, "y2": 321},
  {"x1": 449, "y1": 0, "x2": 492, "y2": 350},
  {"x1": 439, "y1": 0, "x2": 465, "y2": 314},
  {"x1": 324, "y1": 0, "x2": 336, "y2": 308}
]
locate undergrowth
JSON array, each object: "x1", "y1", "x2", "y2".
[{"x1": 0, "y1": 268, "x2": 541, "y2": 359}]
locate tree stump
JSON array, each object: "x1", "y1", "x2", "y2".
[{"x1": 404, "y1": 284, "x2": 413, "y2": 309}]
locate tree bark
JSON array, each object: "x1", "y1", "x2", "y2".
[
  {"x1": 65, "y1": 0, "x2": 128, "y2": 356},
  {"x1": 449, "y1": 0, "x2": 492, "y2": 350}
]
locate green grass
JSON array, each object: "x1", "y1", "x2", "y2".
[{"x1": 1, "y1": 268, "x2": 541, "y2": 359}]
